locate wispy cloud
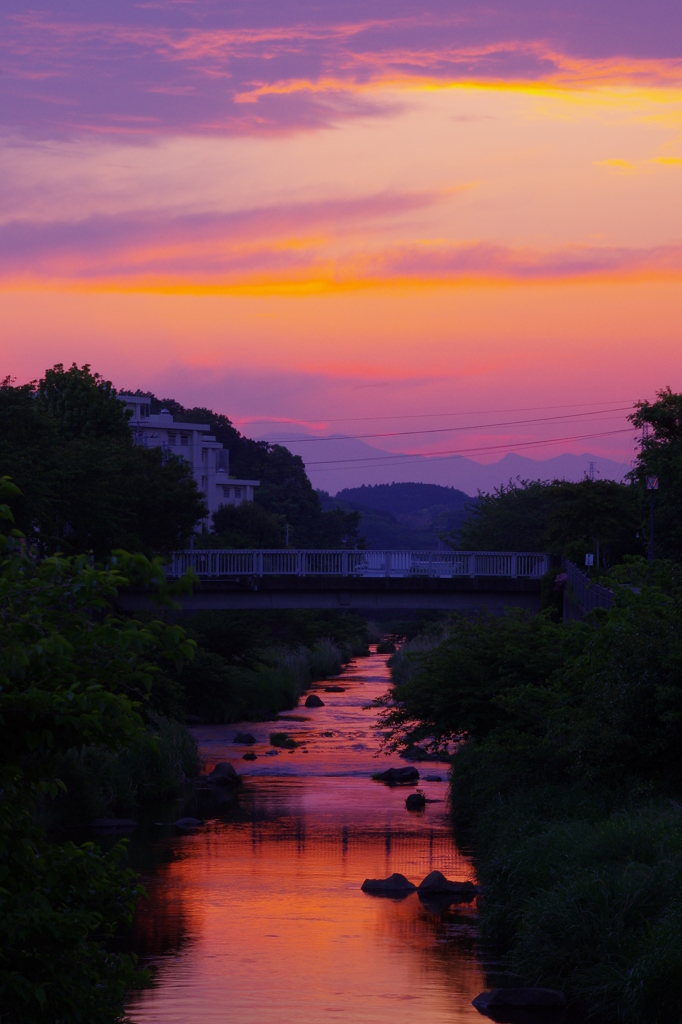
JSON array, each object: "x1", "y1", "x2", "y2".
[
  {"x1": 3, "y1": 4, "x2": 682, "y2": 139},
  {"x1": 4, "y1": 198, "x2": 682, "y2": 292}
]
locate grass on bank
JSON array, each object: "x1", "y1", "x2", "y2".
[
  {"x1": 379, "y1": 563, "x2": 682, "y2": 1024},
  {"x1": 469, "y1": 783, "x2": 682, "y2": 1024},
  {"x1": 176, "y1": 611, "x2": 370, "y2": 723},
  {"x1": 42, "y1": 714, "x2": 199, "y2": 829}
]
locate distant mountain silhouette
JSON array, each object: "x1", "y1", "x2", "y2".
[{"x1": 257, "y1": 431, "x2": 631, "y2": 495}]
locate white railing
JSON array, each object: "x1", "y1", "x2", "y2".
[
  {"x1": 165, "y1": 550, "x2": 551, "y2": 580},
  {"x1": 564, "y1": 560, "x2": 614, "y2": 613}
]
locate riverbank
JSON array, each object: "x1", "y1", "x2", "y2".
[
  {"x1": 380, "y1": 573, "x2": 682, "y2": 1024},
  {"x1": 175, "y1": 610, "x2": 371, "y2": 723},
  {"x1": 41, "y1": 714, "x2": 200, "y2": 831},
  {"x1": 465, "y1": 783, "x2": 682, "y2": 1023},
  {"x1": 43, "y1": 611, "x2": 372, "y2": 832}
]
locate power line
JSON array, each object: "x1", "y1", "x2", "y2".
[
  {"x1": 304, "y1": 427, "x2": 635, "y2": 471},
  {"x1": 263, "y1": 406, "x2": 631, "y2": 445},
  {"x1": 242, "y1": 397, "x2": 636, "y2": 427}
]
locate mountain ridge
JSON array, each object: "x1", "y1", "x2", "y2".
[{"x1": 254, "y1": 430, "x2": 631, "y2": 494}]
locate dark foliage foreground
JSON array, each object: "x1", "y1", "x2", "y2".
[
  {"x1": 379, "y1": 560, "x2": 682, "y2": 1023},
  {"x1": 0, "y1": 479, "x2": 196, "y2": 1022}
]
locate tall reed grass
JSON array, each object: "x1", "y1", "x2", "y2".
[
  {"x1": 307, "y1": 637, "x2": 343, "y2": 679},
  {"x1": 43, "y1": 714, "x2": 199, "y2": 826},
  {"x1": 472, "y1": 789, "x2": 682, "y2": 1023}
]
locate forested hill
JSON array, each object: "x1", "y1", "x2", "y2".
[
  {"x1": 320, "y1": 482, "x2": 474, "y2": 549},
  {"x1": 336, "y1": 482, "x2": 472, "y2": 514}
]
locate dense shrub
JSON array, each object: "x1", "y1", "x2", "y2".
[
  {"x1": 0, "y1": 481, "x2": 195, "y2": 1022},
  {"x1": 176, "y1": 611, "x2": 368, "y2": 722},
  {"x1": 44, "y1": 716, "x2": 199, "y2": 827},
  {"x1": 379, "y1": 563, "x2": 682, "y2": 1023}
]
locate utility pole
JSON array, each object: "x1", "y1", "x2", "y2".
[{"x1": 646, "y1": 476, "x2": 658, "y2": 561}]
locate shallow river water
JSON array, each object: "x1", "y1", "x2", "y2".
[{"x1": 126, "y1": 648, "x2": 486, "y2": 1024}]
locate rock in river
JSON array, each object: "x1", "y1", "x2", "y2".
[
  {"x1": 406, "y1": 792, "x2": 427, "y2": 811},
  {"x1": 361, "y1": 873, "x2": 417, "y2": 895},
  {"x1": 400, "y1": 743, "x2": 442, "y2": 762},
  {"x1": 174, "y1": 817, "x2": 203, "y2": 830},
  {"x1": 207, "y1": 762, "x2": 241, "y2": 785},
  {"x1": 418, "y1": 870, "x2": 479, "y2": 899},
  {"x1": 375, "y1": 766, "x2": 419, "y2": 784},
  {"x1": 234, "y1": 732, "x2": 256, "y2": 744},
  {"x1": 242, "y1": 751, "x2": 257, "y2": 760},
  {"x1": 305, "y1": 694, "x2": 325, "y2": 707},
  {"x1": 324, "y1": 685, "x2": 346, "y2": 692},
  {"x1": 472, "y1": 989, "x2": 566, "y2": 1013}
]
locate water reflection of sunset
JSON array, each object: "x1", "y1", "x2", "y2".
[
  {"x1": 127, "y1": 652, "x2": 485, "y2": 1023},
  {"x1": 129, "y1": 821, "x2": 483, "y2": 1023}
]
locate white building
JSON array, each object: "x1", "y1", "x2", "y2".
[{"x1": 117, "y1": 394, "x2": 259, "y2": 517}]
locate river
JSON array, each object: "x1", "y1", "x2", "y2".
[{"x1": 126, "y1": 647, "x2": 486, "y2": 1024}]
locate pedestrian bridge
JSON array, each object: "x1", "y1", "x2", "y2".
[
  {"x1": 166, "y1": 548, "x2": 550, "y2": 582},
  {"x1": 117, "y1": 549, "x2": 552, "y2": 613}
]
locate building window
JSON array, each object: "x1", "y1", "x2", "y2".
[
  {"x1": 222, "y1": 485, "x2": 231, "y2": 497},
  {"x1": 167, "y1": 431, "x2": 176, "y2": 445},
  {"x1": 234, "y1": 486, "x2": 242, "y2": 500},
  {"x1": 180, "y1": 433, "x2": 189, "y2": 446},
  {"x1": 202, "y1": 448, "x2": 208, "y2": 464},
  {"x1": 201, "y1": 476, "x2": 207, "y2": 493},
  {"x1": 140, "y1": 404, "x2": 150, "y2": 418}
]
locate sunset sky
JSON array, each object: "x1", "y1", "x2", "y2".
[{"x1": 2, "y1": 0, "x2": 682, "y2": 479}]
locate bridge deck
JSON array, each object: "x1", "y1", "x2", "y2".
[
  {"x1": 116, "y1": 550, "x2": 551, "y2": 612},
  {"x1": 166, "y1": 549, "x2": 550, "y2": 580}
]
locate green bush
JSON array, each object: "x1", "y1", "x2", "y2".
[
  {"x1": 0, "y1": 481, "x2": 196, "y2": 1022},
  {"x1": 175, "y1": 610, "x2": 369, "y2": 722},
  {"x1": 180, "y1": 648, "x2": 304, "y2": 723},
  {"x1": 44, "y1": 716, "x2": 199, "y2": 827},
  {"x1": 380, "y1": 566, "x2": 682, "y2": 1023},
  {"x1": 475, "y1": 797, "x2": 682, "y2": 1023}
]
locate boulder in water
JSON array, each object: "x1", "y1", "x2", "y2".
[
  {"x1": 361, "y1": 873, "x2": 417, "y2": 895},
  {"x1": 207, "y1": 762, "x2": 241, "y2": 785},
  {"x1": 406, "y1": 792, "x2": 427, "y2": 811},
  {"x1": 374, "y1": 766, "x2": 419, "y2": 784},
  {"x1": 242, "y1": 751, "x2": 257, "y2": 761},
  {"x1": 324, "y1": 685, "x2": 346, "y2": 693},
  {"x1": 305, "y1": 694, "x2": 325, "y2": 707},
  {"x1": 174, "y1": 817, "x2": 203, "y2": 830},
  {"x1": 424, "y1": 774, "x2": 443, "y2": 782},
  {"x1": 400, "y1": 744, "x2": 442, "y2": 762},
  {"x1": 418, "y1": 870, "x2": 478, "y2": 899},
  {"x1": 234, "y1": 732, "x2": 256, "y2": 744},
  {"x1": 270, "y1": 731, "x2": 297, "y2": 748}
]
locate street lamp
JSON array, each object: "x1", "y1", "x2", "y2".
[{"x1": 646, "y1": 476, "x2": 659, "y2": 561}]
